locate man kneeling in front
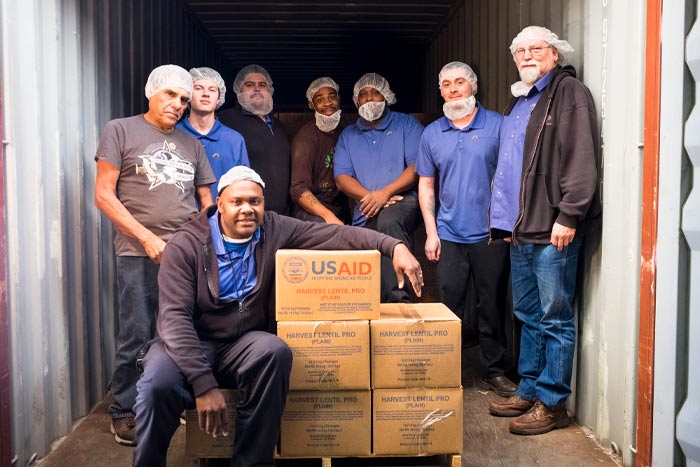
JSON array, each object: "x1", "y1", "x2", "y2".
[{"x1": 132, "y1": 166, "x2": 423, "y2": 467}]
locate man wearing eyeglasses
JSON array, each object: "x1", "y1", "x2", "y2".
[
  {"x1": 219, "y1": 64, "x2": 291, "y2": 215},
  {"x1": 488, "y1": 26, "x2": 601, "y2": 435}
]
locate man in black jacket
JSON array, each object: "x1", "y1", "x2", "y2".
[
  {"x1": 132, "y1": 166, "x2": 423, "y2": 467},
  {"x1": 219, "y1": 64, "x2": 291, "y2": 215},
  {"x1": 488, "y1": 26, "x2": 601, "y2": 435}
]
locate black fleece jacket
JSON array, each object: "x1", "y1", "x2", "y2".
[
  {"x1": 218, "y1": 105, "x2": 291, "y2": 215},
  {"x1": 504, "y1": 65, "x2": 601, "y2": 244},
  {"x1": 157, "y1": 206, "x2": 401, "y2": 396}
]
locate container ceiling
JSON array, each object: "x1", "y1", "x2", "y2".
[{"x1": 184, "y1": 0, "x2": 455, "y2": 110}]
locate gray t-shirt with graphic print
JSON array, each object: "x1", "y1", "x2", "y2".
[{"x1": 95, "y1": 114, "x2": 216, "y2": 256}]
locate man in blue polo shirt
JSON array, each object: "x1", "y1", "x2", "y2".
[
  {"x1": 177, "y1": 67, "x2": 250, "y2": 201},
  {"x1": 334, "y1": 72, "x2": 424, "y2": 303},
  {"x1": 416, "y1": 62, "x2": 515, "y2": 396}
]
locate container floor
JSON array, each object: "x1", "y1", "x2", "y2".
[{"x1": 36, "y1": 347, "x2": 621, "y2": 467}]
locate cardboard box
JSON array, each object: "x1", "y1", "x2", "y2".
[
  {"x1": 281, "y1": 390, "x2": 371, "y2": 457},
  {"x1": 372, "y1": 388, "x2": 463, "y2": 455},
  {"x1": 278, "y1": 320, "x2": 370, "y2": 390},
  {"x1": 185, "y1": 389, "x2": 239, "y2": 458},
  {"x1": 275, "y1": 250, "x2": 380, "y2": 321},
  {"x1": 371, "y1": 303, "x2": 461, "y2": 388}
]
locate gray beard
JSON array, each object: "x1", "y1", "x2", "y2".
[{"x1": 518, "y1": 67, "x2": 541, "y2": 85}]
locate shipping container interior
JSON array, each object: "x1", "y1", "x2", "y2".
[
  {"x1": 95, "y1": 0, "x2": 609, "y2": 454},
  {"x1": 106, "y1": 1, "x2": 582, "y2": 120},
  {"x1": 2, "y1": 0, "x2": 660, "y2": 466}
]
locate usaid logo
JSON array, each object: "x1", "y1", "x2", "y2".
[
  {"x1": 282, "y1": 256, "x2": 309, "y2": 284},
  {"x1": 310, "y1": 260, "x2": 372, "y2": 275}
]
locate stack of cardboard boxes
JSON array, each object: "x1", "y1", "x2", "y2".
[{"x1": 276, "y1": 249, "x2": 463, "y2": 458}]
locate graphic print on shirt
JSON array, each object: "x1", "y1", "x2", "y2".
[
  {"x1": 138, "y1": 140, "x2": 196, "y2": 192},
  {"x1": 324, "y1": 146, "x2": 335, "y2": 169}
]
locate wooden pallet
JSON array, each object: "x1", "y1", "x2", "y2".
[
  {"x1": 193, "y1": 454, "x2": 460, "y2": 467},
  {"x1": 280, "y1": 454, "x2": 461, "y2": 467}
]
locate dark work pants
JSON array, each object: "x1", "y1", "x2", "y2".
[
  {"x1": 132, "y1": 332, "x2": 293, "y2": 467},
  {"x1": 110, "y1": 256, "x2": 159, "y2": 418},
  {"x1": 292, "y1": 201, "x2": 350, "y2": 224},
  {"x1": 437, "y1": 238, "x2": 510, "y2": 378},
  {"x1": 364, "y1": 193, "x2": 420, "y2": 303}
]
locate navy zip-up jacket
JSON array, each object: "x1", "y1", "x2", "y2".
[{"x1": 157, "y1": 205, "x2": 400, "y2": 396}]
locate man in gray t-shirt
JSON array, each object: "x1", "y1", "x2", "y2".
[{"x1": 94, "y1": 64, "x2": 215, "y2": 446}]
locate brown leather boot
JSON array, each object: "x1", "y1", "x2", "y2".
[
  {"x1": 479, "y1": 376, "x2": 518, "y2": 397},
  {"x1": 509, "y1": 400, "x2": 570, "y2": 435},
  {"x1": 488, "y1": 395, "x2": 535, "y2": 417}
]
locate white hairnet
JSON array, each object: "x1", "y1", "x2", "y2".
[
  {"x1": 218, "y1": 165, "x2": 265, "y2": 194},
  {"x1": 438, "y1": 61, "x2": 478, "y2": 95},
  {"x1": 509, "y1": 26, "x2": 574, "y2": 63},
  {"x1": 144, "y1": 64, "x2": 193, "y2": 99},
  {"x1": 232, "y1": 64, "x2": 274, "y2": 95},
  {"x1": 190, "y1": 67, "x2": 227, "y2": 108},
  {"x1": 306, "y1": 77, "x2": 339, "y2": 104},
  {"x1": 352, "y1": 73, "x2": 396, "y2": 107}
]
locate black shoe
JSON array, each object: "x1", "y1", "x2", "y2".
[
  {"x1": 479, "y1": 375, "x2": 518, "y2": 397},
  {"x1": 111, "y1": 416, "x2": 136, "y2": 446}
]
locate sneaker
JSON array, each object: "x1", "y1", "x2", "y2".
[{"x1": 110, "y1": 416, "x2": 137, "y2": 446}]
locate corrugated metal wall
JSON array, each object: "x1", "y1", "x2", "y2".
[
  {"x1": 0, "y1": 0, "x2": 231, "y2": 464},
  {"x1": 676, "y1": 1, "x2": 699, "y2": 464},
  {"x1": 652, "y1": 0, "x2": 694, "y2": 464}
]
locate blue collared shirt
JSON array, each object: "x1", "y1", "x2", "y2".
[
  {"x1": 333, "y1": 110, "x2": 424, "y2": 225},
  {"x1": 490, "y1": 71, "x2": 554, "y2": 232},
  {"x1": 208, "y1": 211, "x2": 259, "y2": 302},
  {"x1": 177, "y1": 117, "x2": 250, "y2": 200},
  {"x1": 416, "y1": 106, "x2": 502, "y2": 244}
]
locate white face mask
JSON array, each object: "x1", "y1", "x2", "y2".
[
  {"x1": 358, "y1": 101, "x2": 386, "y2": 122},
  {"x1": 443, "y1": 95, "x2": 476, "y2": 121},
  {"x1": 315, "y1": 109, "x2": 342, "y2": 132},
  {"x1": 237, "y1": 91, "x2": 273, "y2": 116}
]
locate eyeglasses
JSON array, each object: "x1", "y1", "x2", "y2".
[{"x1": 513, "y1": 45, "x2": 553, "y2": 58}]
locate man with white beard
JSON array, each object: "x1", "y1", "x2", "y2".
[
  {"x1": 488, "y1": 26, "x2": 600, "y2": 435},
  {"x1": 219, "y1": 64, "x2": 291, "y2": 215},
  {"x1": 334, "y1": 72, "x2": 424, "y2": 303},
  {"x1": 416, "y1": 61, "x2": 514, "y2": 396},
  {"x1": 289, "y1": 77, "x2": 349, "y2": 224}
]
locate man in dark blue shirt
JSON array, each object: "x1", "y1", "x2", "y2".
[{"x1": 416, "y1": 61, "x2": 514, "y2": 397}]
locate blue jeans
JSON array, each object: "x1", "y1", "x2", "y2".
[
  {"x1": 510, "y1": 238, "x2": 580, "y2": 409},
  {"x1": 109, "y1": 256, "x2": 159, "y2": 418},
  {"x1": 133, "y1": 332, "x2": 292, "y2": 467}
]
